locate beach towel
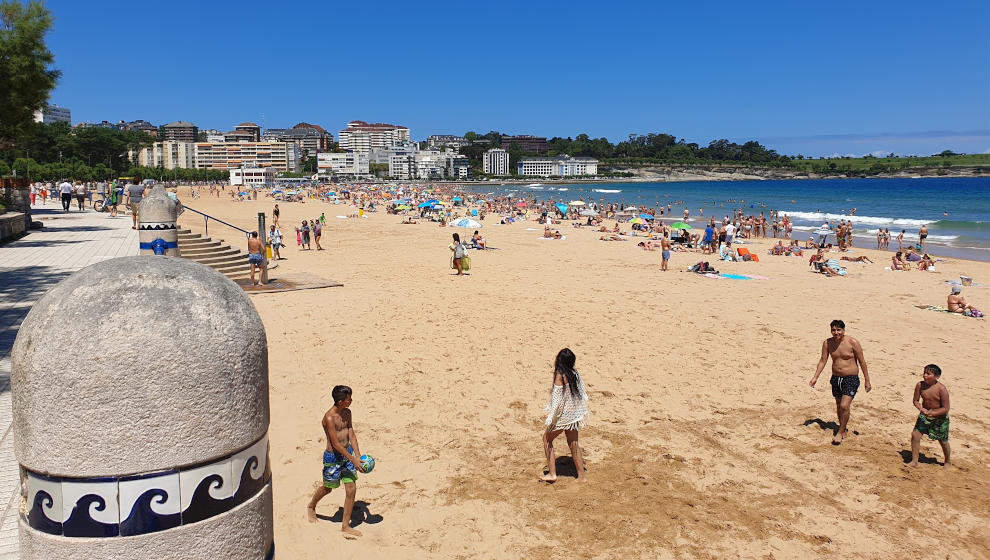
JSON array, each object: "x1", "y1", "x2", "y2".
[{"x1": 537, "y1": 236, "x2": 565, "y2": 240}]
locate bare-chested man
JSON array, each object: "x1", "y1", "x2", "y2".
[
  {"x1": 660, "y1": 235, "x2": 671, "y2": 271},
  {"x1": 306, "y1": 385, "x2": 367, "y2": 538},
  {"x1": 247, "y1": 232, "x2": 264, "y2": 286},
  {"x1": 809, "y1": 320, "x2": 872, "y2": 445},
  {"x1": 907, "y1": 364, "x2": 950, "y2": 467}
]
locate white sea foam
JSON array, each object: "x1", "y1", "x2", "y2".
[
  {"x1": 782, "y1": 211, "x2": 929, "y2": 228},
  {"x1": 790, "y1": 224, "x2": 958, "y2": 241},
  {"x1": 594, "y1": 189, "x2": 621, "y2": 193},
  {"x1": 557, "y1": 187, "x2": 568, "y2": 191},
  {"x1": 528, "y1": 186, "x2": 544, "y2": 190}
]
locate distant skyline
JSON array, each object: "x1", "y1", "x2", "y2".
[{"x1": 40, "y1": 0, "x2": 990, "y2": 157}]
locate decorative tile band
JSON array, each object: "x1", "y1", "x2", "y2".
[
  {"x1": 22, "y1": 433, "x2": 270, "y2": 538},
  {"x1": 138, "y1": 223, "x2": 177, "y2": 230}
]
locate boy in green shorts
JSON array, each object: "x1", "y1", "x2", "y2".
[
  {"x1": 908, "y1": 364, "x2": 951, "y2": 467},
  {"x1": 306, "y1": 385, "x2": 367, "y2": 537}
]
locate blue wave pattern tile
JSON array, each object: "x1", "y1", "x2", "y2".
[
  {"x1": 19, "y1": 433, "x2": 270, "y2": 538},
  {"x1": 61, "y1": 478, "x2": 120, "y2": 537},
  {"x1": 24, "y1": 470, "x2": 62, "y2": 535},
  {"x1": 118, "y1": 470, "x2": 181, "y2": 536}
]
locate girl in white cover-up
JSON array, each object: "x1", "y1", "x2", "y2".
[{"x1": 541, "y1": 348, "x2": 589, "y2": 483}]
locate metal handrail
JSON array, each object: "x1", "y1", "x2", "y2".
[{"x1": 183, "y1": 206, "x2": 251, "y2": 238}]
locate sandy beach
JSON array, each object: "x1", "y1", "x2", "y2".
[{"x1": 177, "y1": 188, "x2": 990, "y2": 559}]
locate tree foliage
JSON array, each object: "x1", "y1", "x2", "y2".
[{"x1": 0, "y1": 1, "x2": 60, "y2": 148}]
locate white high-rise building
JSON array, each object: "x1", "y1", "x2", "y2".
[
  {"x1": 337, "y1": 120, "x2": 410, "y2": 153},
  {"x1": 133, "y1": 141, "x2": 196, "y2": 169},
  {"x1": 483, "y1": 148, "x2": 510, "y2": 175},
  {"x1": 33, "y1": 105, "x2": 71, "y2": 125},
  {"x1": 317, "y1": 152, "x2": 370, "y2": 178}
]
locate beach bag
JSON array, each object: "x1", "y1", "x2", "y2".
[{"x1": 461, "y1": 255, "x2": 471, "y2": 271}]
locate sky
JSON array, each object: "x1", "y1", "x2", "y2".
[{"x1": 40, "y1": 0, "x2": 990, "y2": 157}]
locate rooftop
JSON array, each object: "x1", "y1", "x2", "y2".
[
  {"x1": 164, "y1": 121, "x2": 196, "y2": 128},
  {"x1": 345, "y1": 120, "x2": 408, "y2": 130},
  {"x1": 236, "y1": 122, "x2": 260, "y2": 128}
]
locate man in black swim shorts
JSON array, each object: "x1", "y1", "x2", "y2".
[{"x1": 809, "y1": 320, "x2": 872, "y2": 445}]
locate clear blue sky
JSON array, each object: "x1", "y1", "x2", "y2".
[{"x1": 42, "y1": 0, "x2": 990, "y2": 157}]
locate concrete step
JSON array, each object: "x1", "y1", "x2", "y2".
[
  {"x1": 178, "y1": 239, "x2": 220, "y2": 249},
  {"x1": 191, "y1": 253, "x2": 247, "y2": 266},
  {"x1": 210, "y1": 259, "x2": 252, "y2": 273},
  {"x1": 177, "y1": 228, "x2": 192, "y2": 235},
  {"x1": 180, "y1": 244, "x2": 232, "y2": 257},
  {"x1": 178, "y1": 232, "x2": 202, "y2": 240},
  {"x1": 186, "y1": 247, "x2": 240, "y2": 259}
]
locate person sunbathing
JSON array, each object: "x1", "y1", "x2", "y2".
[
  {"x1": 917, "y1": 254, "x2": 935, "y2": 271},
  {"x1": 771, "y1": 241, "x2": 786, "y2": 255},
  {"x1": 544, "y1": 225, "x2": 553, "y2": 238},
  {"x1": 947, "y1": 286, "x2": 981, "y2": 315},
  {"x1": 637, "y1": 241, "x2": 656, "y2": 251},
  {"x1": 840, "y1": 255, "x2": 873, "y2": 263},
  {"x1": 612, "y1": 223, "x2": 620, "y2": 233},
  {"x1": 805, "y1": 237, "x2": 818, "y2": 249},
  {"x1": 400, "y1": 217, "x2": 418, "y2": 224},
  {"x1": 599, "y1": 235, "x2": 625, "y2": 241},
  {"x1": 891, "y1": 252, "x2": 908, "y2": 270},
  {"x1": 472, "y1": 230, "x2": 487, "y2": 249},
  {"x1": 553, "y1": 230, "x2": 562, "y2": 240}
]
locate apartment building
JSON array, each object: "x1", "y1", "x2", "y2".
[
  {"x1": 388, "y1": 149, "x2": 468, "y2": 180},
  {"x1": 517, "y1": 155, "x2": 598, "y2": 177},
  {"x1": 367, "y1": 142, "x2": 418, "y2": 165},
  {"x1": 34, "y1": 105, "x2": 71, "y2": 125},
  {"x1": 338, "y1": 120, "x2": 410, "y2": 153},
  {"x1": 163, "y1": 121, "x2": 199, "y2": 142},
  {"x1": 483, "y1": 148, "x2": 510, "y2": 175},
  {"x1": 502, "y1": 134, "x2": 548, "y2": 154},
  {"x1": 263, "y1": 124, "x2": 332, "y2": 158},
  {"x1": 427, "y1": 135, "x2": 469, "y2": 149},
  {"x1": 195, "y1": 141, "x2": 301, "y2": 172},
  {"x1": 317, "y1": 152, "x2": 370, "y2": 178},
  {"x1": 234, "y1": 122, "x2": 261, "y2": 142},
  {"x1": 133, "y1": 141, "x2": 196, "y2": 169}
]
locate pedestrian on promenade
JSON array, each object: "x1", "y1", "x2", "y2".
[
  {"x1": 126, "y1": 179, "x2": 146, "y2": 230},
  {"x1": 74, "y1": 182, "x2": 87, "y2": 211},
  {"x1": 58, "y1": 180, "x2": 73, "y2": 211}
]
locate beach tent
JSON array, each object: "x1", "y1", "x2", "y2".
[
  {"x1": 579, "y1": 209, "x2": 599, "y2": 217},
  {"x1": 417, "y1": 202, "x2": 434, "y2": 208},
  {"x1": 555, "y1": 203, "x2": 569, "y2": 215},
  {"x1": 639, "y1": 213, "x2": 655, "y2": 220},
  {"x1": 396, "y1": 205, "x2": 411, "y2": 210},
  {"x1": 629, "y1": 218, "x2": 644, "y2": 225},
  {"x1": 624, "y1": 206, "x2": 639, "y2": 211}
]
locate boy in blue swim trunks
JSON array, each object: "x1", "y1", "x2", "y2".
[
  {"x1": 306, "y1": 385, "x2": 367, "y2": 538},
  {"x1": 907, "y1": 364, "x2": 951, "y2": 467}
]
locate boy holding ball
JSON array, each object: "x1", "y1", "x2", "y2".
[{"x1": 307, "y1": 385, "x2": 368, "y2": 537}]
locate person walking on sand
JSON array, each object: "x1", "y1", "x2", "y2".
[
  {"x1": 313, "y1": 218, "x2": 323, "y2": 250},
  {"x1": 809, "y1": 319, "x2": 872, "y2": 445},
  {"x1": 272, "y1": 203, "x2": 280, "y2": 226},
  {"x1": 307, "y1": 385, "x2": 368, "y2": 538},
  {"x1": 907, "y1": 364, "x2": 950, "y2": 467},
  {"x1": 269, "y1": 224, "x2": 283, "y2": 260},
  {"x1": 897, "y1": 229, "x2": 905, "y2": 251},
  {"x1": 450, "y1": 233, "x2": 466, "y2": 276},
  {"x1": 541, "y1": 348, "x2": 589, "y2": 483}
]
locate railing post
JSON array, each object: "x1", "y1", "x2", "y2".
[
  {"x1": 204, "y1": 215, "x2": 208, "y2": 236},
  {"x1": 257, "y1": 212, "x2": 268, "y2": 284}
]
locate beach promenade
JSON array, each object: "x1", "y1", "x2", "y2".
[{"x1": 0, "y1": 206, "x2": 138, "y2": 558}]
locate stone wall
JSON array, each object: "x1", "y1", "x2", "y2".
[{"x1": 0, "y1": 212, "x2": 28, "y2": 242}]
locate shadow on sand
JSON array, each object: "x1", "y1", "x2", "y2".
[{"x1": 316, "y1": 500, "x2": 384, "y2": 527}]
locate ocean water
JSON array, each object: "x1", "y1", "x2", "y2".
[{"x1": 481, "y1": 177, "x2": 990, "y2": 260}]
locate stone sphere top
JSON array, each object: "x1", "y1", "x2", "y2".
[{"x1": 11, "y1": 256, "x2": 269, "y2": 477}]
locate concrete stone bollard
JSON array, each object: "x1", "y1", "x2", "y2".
[
  {"x1": 11, "y1": 256, "x2": 273, "y2": 559},
  {"x1": 138, "y1": 185, "x2": 180, "y2": 256}
]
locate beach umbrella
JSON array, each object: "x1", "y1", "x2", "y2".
[
  {"x1": 579, "y1": 209, "x2": 599, "y2": 217},
  {"x1": 433, "y1": 201, "x2": 446, "y2": 207},
  {"x1": 624, "y1": 206, "x2": 639, "y2": 211},
  {"x1": 396, "y1": 205, "x2": 411, "y2": 210},
  {"x1": 452, "y1": 196, "x2": 462, "y2": 202},
  {"x1": 417, "y1": 202, "x2": 434, "y2": 208},
  {"x1": 629, "y1": 218, "x2": 644, "y2": 224},
  {"x1": 450, "y1": 218, "x2": 482, "y2": 228},
  {"x1": 515, "y1": 202, "x2": 528, "y2": 207},
  {"x1": 569, "y1": 200, "x2": 586, "y2": 206},
  {"x1": 670, "y1": 221, "x2": 692, "y2": 230},
  {"x1": 639, "y1": 213, "x2": 655, "y2": 220},
  {"x1": 555, "y1": 203, "x2": 569, "y2": 214}
]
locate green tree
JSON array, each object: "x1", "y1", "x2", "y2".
[
  {"x1": 0, "y1": 1, "x2": 60, "y2": 148},
  {"x1": 302, "y1": 156, "x2": 317, "y2": 173},
  {"x1": 0, "y1": 159, "x2": 9, "y2": 176}
]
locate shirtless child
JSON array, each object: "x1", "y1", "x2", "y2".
[
  {"x1": 809, "y1": 320, "x2": 872, "y2": 444},
  {"x1": 907, "y1": 364, "x2": 950, "y2": 467},
  {"x1": 306, "y1": 385, "x2": 368, "y2": 538}
]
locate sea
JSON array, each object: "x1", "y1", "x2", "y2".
[{"x1": 474, "y1": 176, "x2": 990, "y2": 261}]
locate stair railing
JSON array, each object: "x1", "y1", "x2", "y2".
[{"x1": 183, "y1": 206, "x2": 251, "y2": 239}]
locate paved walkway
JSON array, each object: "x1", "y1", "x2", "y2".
[{"x1": 0, "y1": 205, "x2": 138, "y2": 558}]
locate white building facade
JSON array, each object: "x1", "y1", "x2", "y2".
[
  {"x1": 195, "y1": 142, "x2": 301, "y2": 172},
  {"x1": 230, "y1": 167, "x2": 276, "y2": 187},
  {"x1": 483, "y1": 148, "x2": 510, "y2": 175},
  {"x1": 34, "y1": 105, "x2": 71, "y2": 125},
  {"x1": 317, "y1": 152, "x2": 370, "y2": 179},
  {"x1": 134, "y1": 141, "x2": 196, "y2": 169},
  {"x1": 388, "y1": 149, "x2": 467, "y2": 180},
  {"x1": 517, "y1": 155, "x2": 598, "y2": 177},
  {"x1": 337, "y1": 120, "x2": 410, "y2": 153}
]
